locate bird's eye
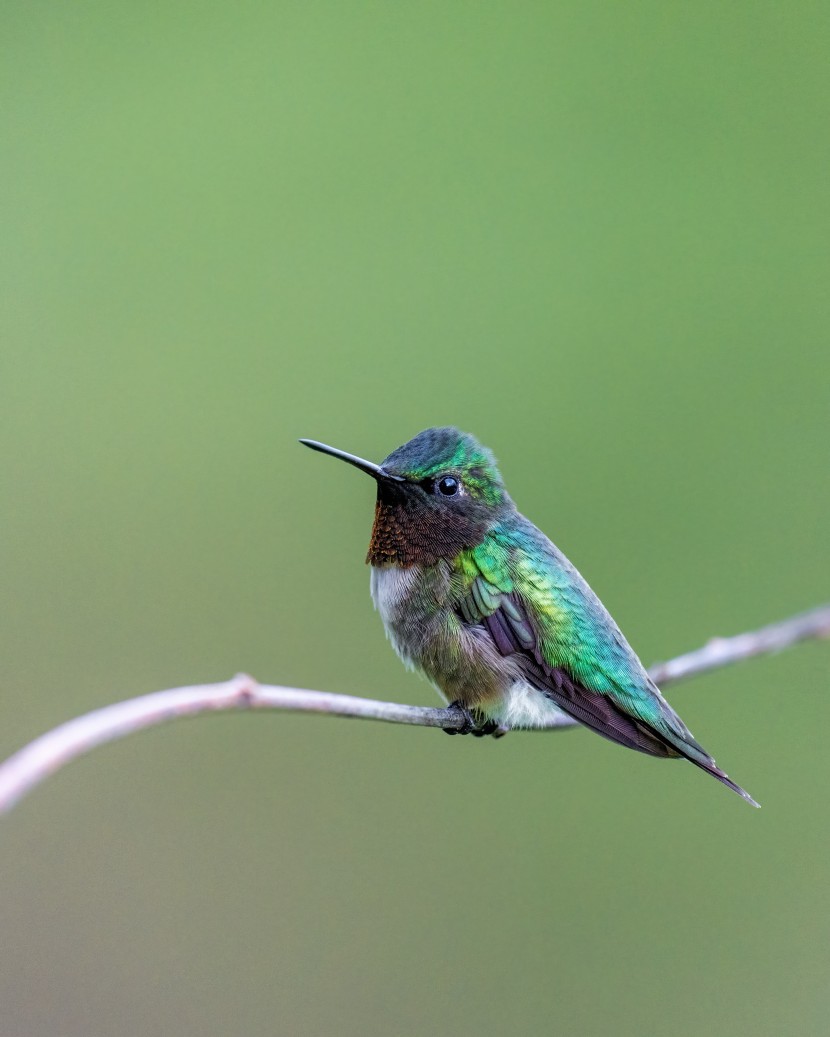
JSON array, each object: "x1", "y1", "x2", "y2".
[{"x1": 436, "y1": 475, "x2": 460, "y2": 497}]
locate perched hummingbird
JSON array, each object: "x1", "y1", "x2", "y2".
[{"x1": 300, "y1": 428, "x2": 758, "y2": 807}]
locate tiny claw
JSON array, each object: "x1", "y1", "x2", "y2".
[
  {"x1": 442, "y1": 703, "x2": 506, "y2": 738},
  {"x1": 442, "y1": 701, "x2": 477, "y2": 735},
  {"x1": 471, "y1": 719, "x2": 500, "y2": 738}
]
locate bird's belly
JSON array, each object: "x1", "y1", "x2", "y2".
[
  {"x1": 370, "y1": 563, "x2": 536, "y2": 716},
  {"x1": 490, "y1": 681, "x2": 570, "y2": 729}
]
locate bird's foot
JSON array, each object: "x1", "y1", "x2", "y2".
[
  {"x1": 442, "y1": 701, "x2": 476, "y2": 735},
  {"x1": 443, "y1": 702, "x2": 508, "y2": 739}
]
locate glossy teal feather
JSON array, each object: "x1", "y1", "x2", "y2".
[{"x1": 302, "y1": 427, "x2": 759, "y2": 807}]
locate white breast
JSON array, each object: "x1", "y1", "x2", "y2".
[
  {"x1": 369, "y1": 565, "x2": 425, "y2": 670},
  {"x1": 369, "y1": 565, "x2": 421, "y2": 620}
]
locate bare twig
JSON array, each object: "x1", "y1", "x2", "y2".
[
  {"x1": 648, "y1": 604, "x2": 830, "y2": 684},
  {"x1": 0, "y1": 603, "x2": 827, "y2": 814}
]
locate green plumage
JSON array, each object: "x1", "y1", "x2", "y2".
[
  {"x1": 462, "y1": 524, "x2": 704, "y2": 756},
  {"x1": 301, "y1": 427, "x2": 758, "y2": 807}
]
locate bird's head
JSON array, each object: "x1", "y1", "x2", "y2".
[{"x1": 300, "y1": 427, "x2": 512, "y2": 565}]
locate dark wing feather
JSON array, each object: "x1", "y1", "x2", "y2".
[
  {"x1": 466, "y1": 576, "x2": 758, "y2": 806},
  {"x1": 481, "y1": 604, "x2": 675, "y2": 758}
]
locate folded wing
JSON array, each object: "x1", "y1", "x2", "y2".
[{"x1": 459, "y1": 531, "x2": 758, "y2": 806}]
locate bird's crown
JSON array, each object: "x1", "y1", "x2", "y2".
[{"x1": 381, "y1": 426, "x2": 506, "y2": 506}]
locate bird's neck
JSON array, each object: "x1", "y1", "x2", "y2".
[{"x1": 365, "y1": 497, "x2": 491, "y2": 567}]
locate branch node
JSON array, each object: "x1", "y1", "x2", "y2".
[{"x1": 232, "y1": 673, "x2": 259, "y2": 707}]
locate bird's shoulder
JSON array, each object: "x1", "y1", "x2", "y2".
[
  {"x1": 463, "y1": 516, "x2": 655, "y2": 705},
  {"x1": 458, "y1": 518, "x2": 701, "y2": 751}
]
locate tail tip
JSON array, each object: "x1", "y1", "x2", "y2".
[
  {"x1": 737, "y1": 787, "x2": 761, "y2": 809},
  {"x1": 720, "y1": 773, "x2": 760, "y2": 809}
]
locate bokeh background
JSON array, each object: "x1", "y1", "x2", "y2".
[{"x1": 2, "y1": 4, "x2": 829, "y2": 1035}]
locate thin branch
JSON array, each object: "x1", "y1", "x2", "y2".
[
  {"x1": 648, "y1": 604, "x2": 830, "y2": 684},
  {"x1": 0, "y1": 603, "x2": 828, "y2": 814}
]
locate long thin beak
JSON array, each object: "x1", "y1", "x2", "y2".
[{"x1": 299, "y1": 439, "x2": 405, "y2": 482}]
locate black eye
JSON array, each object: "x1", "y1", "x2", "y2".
[{"x1": 436, "y1": 476, "x2": 460, "y2": 497}]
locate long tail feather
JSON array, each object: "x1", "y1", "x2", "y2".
[
  {"x1": 527, "y1": 661, "x2": 760, "y2": 807},
  {"x1": 682, "y1": 753, "x2": 760, "y2": 808}
]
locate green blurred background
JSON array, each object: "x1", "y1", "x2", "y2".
[{"x1": 2, "y1": 3, "x2": 829, "y2": 1035}]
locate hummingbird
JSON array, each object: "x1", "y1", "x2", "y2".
[{"x1": 300, "y1": 427, "x2": 758, "y2": 807}]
